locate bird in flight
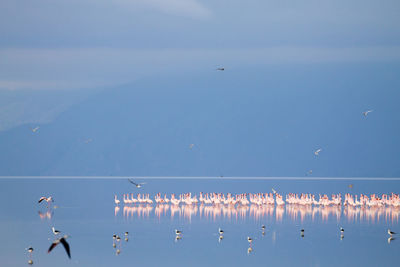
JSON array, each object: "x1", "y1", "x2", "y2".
[
  {"x1": 31, "y1": 126, "x2": 40, "y2": 133},
  {"x1": 363, "y1": 110, "x2": 373, "y2": 117},
  {"x1": 314, "y1": 149, "x2": 322, "y2": 156},
  {"x1": 128, "y1": 179, "x2": 146, "y2": 188},
  {"x1": 216, "y1": 67, "x2": 225, "y2": 71},
  {"x1": 48, "y1": 235, "x2": 71, "y2": 259}
]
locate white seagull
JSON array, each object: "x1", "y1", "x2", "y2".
[
  {"x1": 48, "y1": 235, "x2": 71, "y2": 259},
  {"x1": 52, "y1": 227, "x2": 61, "y2": 235},
  {"x1": 363, "y1": 110, "x2": 373, "y2": 117},
  {"x1": 31, "y1": 126, "x2": 40, "y2": 133},
  {"x1": 128, "y1": 179, "x2": 146, "y2": 188},
  {"x1": 314, "y1": 149, "x2": 322, "y2": 156}
]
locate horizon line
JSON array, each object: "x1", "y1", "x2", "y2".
[{"x1": 0, "y1": 176, "x2": 400, "y2": 180}]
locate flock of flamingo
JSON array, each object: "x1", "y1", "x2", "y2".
[{"x1": 115, "y1": 192, "x2": 400, "y2": 207}]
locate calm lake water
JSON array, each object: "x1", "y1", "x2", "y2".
[{"x1": 1, "y1": 178, "x2": 399, "y2": 267}]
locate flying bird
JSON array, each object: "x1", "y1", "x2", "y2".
[
  {"x1": 48, "y1": 235, "x2": 71, "y2": 259},
  {"x1": 216, "y1": 67, "x2": 225, "y2": 71},
  {"x1": 38, "y1": 196, "x2": 53, "y2": 204},
  {"x1": 314, "y1": 149, "x2": 322, "y2": 156},
  {"x1": 128, "y1": 179, "x2": 146, "y2": 188},
  {"x1": 363, "y1": 110, "x2": 373, "y2": 117},
  {"x1": 31, "y1": 126, "x2": 40, "y2": 133}
]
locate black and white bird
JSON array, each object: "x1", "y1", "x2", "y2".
[
  {"x1": 128, "y1": 179, "x2": 146, "y2": 188},
  {"x1": 52, "y1": 227, "x2": 61, "y2": 235},
  {"x1": 26, "y1": 247, "x2": 34, "y2": 254},
  {"x1": 38, "y1": 196, "x2": 53, "y2": 204},
  {"x1": 48, "y1": 235, "x2": 71, "y2": 259},
  {"x1": 261, "y1": 225, "x2": 266, "y2": 231},
  {"x1": 363, "y1": 110, "x2": 373, "y2": 117},
  {"x1": 175, "y1": 229, "x2": 182, "y2": 236},
  {"x1": 340, "y1": 227, "x2": 344, "y2": 233},
  {"x1": 218, "y1": 228, "x2": 224, "y2": 235},
  {"x1": 388, "y1": 229, "x2": 396, "y2": 236},
  {"x1": 247, "y1": 237, "x2": 253, "y2": 244}
]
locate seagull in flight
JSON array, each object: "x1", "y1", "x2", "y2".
[
  {"x1": 216, "y1": 67, "x2": 225, "y2": 71},
  {"x1": 48, "y1": 235, "x2": 71, "y2": 259},
  {"x1": 314, "y1": 149, "x2": 322, "y2": 156},
  {"x1": 31, "y1": 126, "x2": 40, "y2": 133},
  {"x1": 128, "y1": 179, "x2": 146, "y2": 188},
  {"x1": 363, "y1": 110, "x2": 373, "y2": 117}
]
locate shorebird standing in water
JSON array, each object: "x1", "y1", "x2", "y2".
[
  {"x1": 114, "y1": 195, "x2": 120, "y2": 205},
  {"x1": 52, "y1": 227, "x2": 61, "y2": 235},
  {"x1": 175, "y1": 229, "x2": 182, "y2": 236},
  {"x1": 388, "y1": 229, "x2": 396, "y2": 236},
  {"x1": 218, "y1": 228, "x2": 224, "y2": 236},
  {"x1": 128, "y1": 179, "x2": 146, "y2": 188},
  {"x1": 247, "y1": 237, "x2": 253, "y2": 244},
  {"x1": 314, "y1": 149, "x2": 322, "y2": 156},
  {"x1": 363, "y1": 110, "x2": 373, "y2": 117},
  {"x1": 48, "y1": 235, "x2": 71, "y2": 259},
  {"x1": 26, "y1": 246, "x2": 34, "y2": 264}
]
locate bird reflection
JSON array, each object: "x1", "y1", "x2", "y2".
[
  {"x1": 38, "y1": 210, "x2": 53, "y2": 220},
  {"x1": 218, "y1": 235, "x2": 224, "y2": 243},
  {"x1": 388, "y1": 237, "x2": 395, "y2": 244},
  {"x1": 247, "y1": 247, "x2": 253, "y2": 254},
  {"x1": 175, "y1": 235, "x2": 182, "y2": 242}
]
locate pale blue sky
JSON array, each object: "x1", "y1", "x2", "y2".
[{"x1": 0, "y1": 0, "x2": 399, "y2": 176}]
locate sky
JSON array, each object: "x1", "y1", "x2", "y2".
[{"x1": 0, "y1": 0, "x2": 400, "y2": 176}]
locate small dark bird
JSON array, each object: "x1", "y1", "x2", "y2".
[
  {"x1": 218, "y1": 228, "x2": 224, "y2": 235},
  {"x1": 301, "y1": 229, "x2": 305, "y2": 237},
  {"x1": 128, "y1": 179, "x2": 146, "y2": 188},
  {"x1": 217, "y1": 67, "x2": 225, "y2": 71},
  {"x1": 48, "y1": 235, "x2": 71, "y2": 259}
]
